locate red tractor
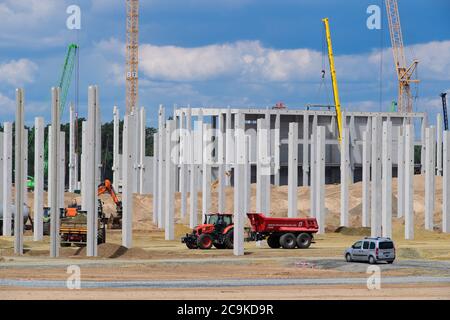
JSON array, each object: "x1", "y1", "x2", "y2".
[{"x1": 181, "y1": 213, "x2": 234, "y2": 249}]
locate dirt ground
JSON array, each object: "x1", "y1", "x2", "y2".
[{"x1": 1, "y1": 174, "x2": 450, "y2": 299}]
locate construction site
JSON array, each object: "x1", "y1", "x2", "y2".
[{"x1": 1, "y1": 0, "x2": 450, "y2": 300}]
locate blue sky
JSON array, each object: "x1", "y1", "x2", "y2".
[{"x1": 0, "y1": 0, "x2": 449, "y2": 127}]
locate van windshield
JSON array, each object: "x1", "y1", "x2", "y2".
[{"x1": 379, "y1": 241, "x2": 394, "y2": 249}]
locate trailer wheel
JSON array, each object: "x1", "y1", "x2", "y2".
[
  {"x1": 224, "y1": 230, "x2": 234, "y2": 249},
  {"x1": 296, "y1": 233, "x2": 312, "y2": 249},
  {"x1": 198, "y1": 234, "x2": 213, "y2": 250},
  {"x1": 267, "y1": 234, "x2": 281, "y2": 248},
  {"x1": 280, "y1": 233, "x2": 296, "y2": 249}
]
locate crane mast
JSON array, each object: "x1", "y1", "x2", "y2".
[
  {"x1": 322, "y1": 18, "x2": 343, "y2": 143},
  {"x1": 385, "y1": 0, "x2": 419, "y2": 113},
  {"x1": 126, "y1": 0, "x2": 139, "y2": 115}
]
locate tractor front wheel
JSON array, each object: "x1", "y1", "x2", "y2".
[
  {"x1": 186, "y1": 242, "x2": 198, "y2": 249},
  {"x1": 198, "y1": 234, "x2": 213, "y2": 250}
]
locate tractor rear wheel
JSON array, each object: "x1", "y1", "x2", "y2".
[
  {"x1": 224, "y1": 230, "x2": 234, "y2": 249},
  {"x1": 267, "y1": 234, "x2": 281, "y2": 248},
  {"x1": 280, "y1": 233, "x2": 296, "y2": 249},
  {"x1": 198, "y1": 234, "x2": 213, "y2": 250},
  {"x1": 296, "y1": 233, "x2": 312, "y2": 249}
]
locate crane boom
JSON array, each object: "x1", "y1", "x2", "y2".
[
  {"x1": 126, "y1": 0, "x2": 139, "y2": 115},
  {"x1": 322, "y1": 18, "x2": 343, "y2": 143},
  {"x1": 385, "y1": 0, "x2": 419, "y2": 113},
  {"x1": 58, "y1": 43, "x2": 78, "y2": 115}
]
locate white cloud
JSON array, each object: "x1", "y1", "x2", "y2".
[
  {"x1": 136, "y1": 40, "x2": 450, "y2": 83},
  {"x1": 0, "y1": 92, "x2": 15, "y2": 115},
  {"x1": 0, "y1": 59, "x2": 38, "y2": 86}
]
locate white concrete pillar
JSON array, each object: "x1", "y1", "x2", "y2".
[
  {"x1": 186, "y1": 107, "x2": 192, "y2": 194},
  {"x1": 33, "y1": 117, "x2": 44, "y2": 241},
  {"x1": 50, "y1": 87, "x2": 60, "y2": 257},
  {"x1": 217, "y1": 112, "x2": 226, "y2": 213},
  {"x1": 404, "y1": 124, "x2": 415, "y2": 240},
  {"x1": 138, "y1": 107, "x2": 146, "y2": 194},
  {"x1": 14, "y1": 88, "x2": 25, "y2": 255},
  {"x1": 225, "y1": 107, "x2": 233, "y2": 186},
  {"x1": 23, "y1": 129, "x2": 28, "y2": 208},
  {"x1": 382, "y1": 120, "x2": 393, "y2": 238},
  {"x1": 157, "y1": 105, "x2": 166, "y2": 229},
  {"x1": 424, "y1": 126, "x2": 436, "y2": 230},
  {"x1": 340, "y1": 127, "x2": 350, "y2": 227},
  {"x1": 256, "y1": 118, "x2": 270, "y2": 214},
  {"x1": 274, "y1": 111, "x2": 281, "y2": 186},
  {"x1": 371, "y1": 116, "x2": 382, "y2": 237},
  {"x1": 152, "y1": 135, "x2": 159, "y2": 225},
  {"x1": 244, "y1": 135, "x2": 251, "y2": 215},
  {"x1": 437, "y1": 114, "x2": 443, "y2": 176},
  {"x1": 316, "y1": 126, "x2": 326, "y2": 234},
  {"x1": 421, "y1": 116, "x2": 427, "y2": 174},
  {"x1": 112, "y1": 106, "x2": 120, "y2": 190},
  {"x1": 68, "y1": 104, "x2": 76, "y2": 192},
  {"x1": 202, "y1": 123, "x2": 212, "y2": 221},
  {"x1": 59, "y1": 132, "x2": 65, "y2": 209},
  {"x1": 443, "y1": 131, "x2": 450, "y2": 233},
  {"x1": 233, "y1": 112, "x2": 245, "y2": 256},
  {"x1": 86, "y1": 86, "x2": 99, "y2": 256},
  {"x1": 179, "y1": 110, "x2": 187, "y2": 218},
  {"x1": 0, "y1": 133, "x2": 3, "y2": 220},
  {"x1": 2, "y1": 122, "x2": 12, "y2": 236},
  {"x1": 288, "y1": 122, "x2": 298, "y2": 218},
  {"x1": 122, "y1": 112, "x2": 135, "y2": 248},
  {"x1": 189, "y1": 117, "x2": 199, "y2": 229},
  {"x1": 95, "y1": 93, "x2": 102, "y2": 187},
  {"x1": 302, "y1": 113, "x2": 309, "y2": 187},
  {"x1": 80, "y1": 121, "x2": 87, "y2": 210},
  {"x1": 397, "y1": 124, "x2": 405, "y2": 218},
  {"x1": 47, "y1": 126, "x2": 52, "y2": 207},
  {"x1": 165, "y1": 120, "x2": 175, "y2": 240},
  {"x1": 310, "y1": 115, "x2": 318, "y2": 217},
  {"x1": 362, "y1": 129, "x2": 371, "y2": 227}
]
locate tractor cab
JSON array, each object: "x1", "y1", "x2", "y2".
[{"x1": 204, "y1": 213, "x2": 233, "y2": 226}]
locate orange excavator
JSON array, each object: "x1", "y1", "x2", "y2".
[{"x1": 98, "y1": 179, "x2": 123, "y2": 229}]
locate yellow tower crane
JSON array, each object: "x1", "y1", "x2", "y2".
[
  {"x1": 385, "y1": 0, "x2": 419, "y2": 113},
  {"x1": 322, "y1": 17, "x2": 343, "y2": 143}
]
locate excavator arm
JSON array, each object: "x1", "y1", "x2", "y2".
[{"x1": 98, "y1": 179, "x2": 123, "y2": 216}]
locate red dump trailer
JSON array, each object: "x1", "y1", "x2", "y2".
[{"x1": 246, "y1": 213, "x2": 319, "y2": 249}]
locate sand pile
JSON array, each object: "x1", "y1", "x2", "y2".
[{"x1": 71, "y1": 243, "x2": 152, "y2": 259}]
